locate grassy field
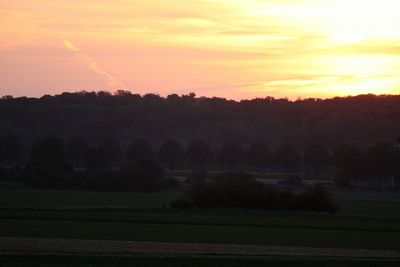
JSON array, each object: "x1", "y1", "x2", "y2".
[
  {"x1": 1, "y1": 208, "x2": 399, "y2": 232},
  {"x1": 1, "y1": 219, "x2": 400, "y2": 250},
  {"x1": 2, "y1": 255, "x2": 399, "y2": 267},
  {"x1": 1, "y1": 188, "x2": 399, "y2": 218},
  {"x1": 0, "y1": 189, "x2": 179, "y2": 209},
  {"x1": 1, "y1": 188, "x2": 400, "y2": 252},
  {"x1": 165, "y1": 170, "x2": 336, "y2": 180}
]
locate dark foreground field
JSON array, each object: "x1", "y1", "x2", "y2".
[
  {"x1": 1, "y1": 188, "x2": 399, "y2": 266},
  {"x1": 2, "y1": 255, "x2": 400, "y2": 267}
]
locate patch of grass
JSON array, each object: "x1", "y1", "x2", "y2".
[
  {"x1": 1, "y1": 255, "x2": 400, "y2": 267},
  {"x1": 0, "y1": 189, "x2": 179, "y2": 209},
  {"x1": 337, "y1": 200, "x2": 400, "y2": 218},
  {"x1": 1, "y1": 219, "x2": 400, "y2": 250},
  {"x1": 1, "y1": 208, "x2": 399, "y2": 232}
]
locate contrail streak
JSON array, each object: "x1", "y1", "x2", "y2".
[{"x1": 63, "y1": 39, "x2": 126, "y2": 89}]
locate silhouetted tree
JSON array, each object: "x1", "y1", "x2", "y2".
[
  {"x1": 273, "y1": 143, "x2": 301, "y2": 172},
  {"x1": 120, "y1": 159, "x2": 165, "y2": 192},
  {"x1": 85, "y1": 139, "x2": 122, "y2": 170},
  {"x1": 30, "y1": 138, "x2": 70, "y2": 174},
  {"x1": 296, "y1": 184, "x2": 338, "y2": 213},
  {"x1": 304, "y1": 142, "x2": 331, "y2": 174},
  {"x1": 332, "y1": 144, "x2": 363, "y2": 187},
  {"x1": 246, "y1": 141, "x2": 270, "y2": 171},
  {"x1": 186, "y1": 139, "x2": 213, "y2": 168},
  {"x1": 364, "y1": 143, "x2": 397, "y2": 183},
  {"x1": 217, "y1": 141, "x2": 244, "y2": 169},
  {"x1": 0, "y1": 134, "x2": 22, "y2": 166},
  {"x1": 28, "y1": 138, "x2": 72, "y2": 187},
  {"x1": 158, "y1": 138, "x2": 184, "y2": 169},
  {"x1": 66, "y1": 136, "x2": 88, "y2": 168},
  {"x1": 126, "y1": 138, "x2": 154, "y2": 162}
]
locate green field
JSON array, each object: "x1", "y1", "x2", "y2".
[
  {"x1": 1, "y1": 188, "x2": 399, "y2": 218},
  {"x1": 1, "y1": 188, "x2": 400, "y2": 252},
  {"x1": 165, "y1": 170, "x2": 336, "y2": 180},
  {"x1": 0, "y1": 189, "x2": 179, "y2": 209},
  {"x1": 1, "y1": 208, "x2": 399, "y2": 232},
  {"x1": 2, "y1": 255, "x2": 399, "y2": 267},
  {"x1": 1, "y1": 218, "x2": 400, "y2": 250}
]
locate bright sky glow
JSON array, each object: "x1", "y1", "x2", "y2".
[{"x1": 1, "y1": 0, "x2": 400, "y2": 99}]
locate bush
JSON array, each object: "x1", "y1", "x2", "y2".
[{"x1": 171, "y1": 173, "x2": 338, "y2": 213}]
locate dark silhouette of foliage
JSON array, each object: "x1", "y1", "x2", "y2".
[
  {"x1": 30, "y1": 138, "x2": 70, "y2": 174},
  {"x1": 158, "y1": 138, "x2": 184, "y2": 169},
  {"x1": 85, "y1": 138, "x2": 122, "y2": 170},
  {"x1": 126, "y1": 138, "x2": 154, "y2": 162},
  {"x1": 66, "y1": 136, "x2": 88, "y2": 168},
  {"x1": 186, "y1": 139, "x2": 213, "y2": 168},
  {"x1": 28, "y1": 138, "x2": 71, "y2": 187},
  {"x1": 273, "y1": 143, "x2": 301, "y2": 172},
  {"x1": 217, "y1": 141, "x2": 244, "y2": 169},
  {"x1": 332, "y1": 144, "x2": 364, "y2": 187},
  {"x1": 172, "y1": 173, "x2": 338, "y2": 213},
  {"x1": 120, "y1": 159, "x2": 165, "y2": 192},
  {"x1": 246, "y1": 141, "x2": 270, "y2": 171},
  {"x1": 296, "y1": 184, "x2": 338, "y2": 213},
  {"x1": 1, "y1": 92, "x2": 400, "y2": 152},
  {"x1": 304, "y1": 142, "x2": 331, "y2": 174},
  {"x1": 0, "y1": 134, "x2": 22, "y2": 166}
]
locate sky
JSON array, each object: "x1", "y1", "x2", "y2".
[{"x1": 1, "y1": 0, "x2": 400, "y2": 100}]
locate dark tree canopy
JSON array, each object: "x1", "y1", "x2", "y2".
[
  {"x1": 85, "y1": 138, "x2": 122, "y2": 170},
  {"x1": 186, "y1": 139, "x2": 213, "y2": 168},
  {"x1": 66, "y1": 136, "x2": 88, "y2": 168},
  {"x1": 332, "y1": 144, "x2": 364, "y2": 186},
  {"x1": 304, "y1": 142, "x2": 331, "y2": 174},
  {"x1": 0, "y1": 134, "x2": 22, "y2": 166},
  {"x1": 246, "y1": 141, "x2": 270, "y2": 170},
  {"x1": 2, "y1": 92, "x2": 400, "y2": 153},
  {"x1": 126, "y1": 138, "x2": 154, "y2": 162},
  {"x1": 217, "y1": 141, "x2": 244, "y2": 169},
  {"x1": 158, "y1": 138, "x2": 184, "y2": 169},
  {"x1": 120, "y1": 159, "x2": 165, "y2": 192},
  {"x1": 30, "y1": 138, "x2": 70, "y2": 174},
  {"x1": 273, "y1": 143, "x2": 301, "y2": 172},
  {"x1": 364, "y1": 143, "x2": 397, "y2": 177}
]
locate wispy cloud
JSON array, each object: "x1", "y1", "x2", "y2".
[{"x1": 62, "y1": 39, "x2": 125, "y2": 89}]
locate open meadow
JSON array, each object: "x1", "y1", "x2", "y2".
[{"x1": 1, "y1": 188, "x2": 399, "y2": 257}]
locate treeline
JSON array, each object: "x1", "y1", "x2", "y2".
[
  {"x1": 2, "y1": 91, "x2": 400, "y2": 152},
  {"x1": 172, "y1": 173, "x2": 338, "y2": 213},
  {"x1": 0, "y1": 133, "x2": 399, "y2": 189}
]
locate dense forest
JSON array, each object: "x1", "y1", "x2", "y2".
[
  {"x1": 1, "y1": 91, "x2": 400, "y2": 152},
  {"x1": 0, "y1": 91, "x2": 399, "y2": 207}
]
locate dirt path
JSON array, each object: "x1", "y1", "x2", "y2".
[{"x1": 0, "y1": 237, "x2": 399, "y2": 258}]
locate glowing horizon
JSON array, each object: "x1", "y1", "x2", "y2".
[{"x1": 1, "y1": 0, "x2": 400, "y2": 100}]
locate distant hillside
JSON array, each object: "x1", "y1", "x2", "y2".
[{"x1": 1, "y1": 91, "x2": 400, "y2": 151}]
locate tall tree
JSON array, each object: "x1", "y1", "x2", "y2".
[
  {"x1": 30, "y1": 137, "x2": 70, "y2": 174},
  {"x1": 332, "y1": 144, "x2": 363, "y2": 187},
  {"x1": 246, "y1": 141, "x2": 270, "y2": 171},
  {"x1": 158, "y1": 138, "x2": 184, "y2": 169},
  {"x1": 0, "y1": 134, "x2": 22, "y2": 166},
  {"x1": 364, "y1": 143, "x2": 397, "y2": 178},
  {"x1": 186, "y1": 139, "x2": 213, "y2": 168},
  {"x1": 66, "y1": 136, "x2": 88, "y2": 168},
  {"x1": 85, "y1": 138, "x2": 122, "y2": 170},
  {"x1": 120, "y1": 159, "x2": 165, "y2": 192},
  {"x1": 126, "y1": 138, "x2": 154, "y2": 162},
  {"x1": 273, "y1": 143, "x2": 301, "y2": 172},
  {"x1": 217, "y1": 141, "x2": 244, "y2": 170},
  {"x1": 304, "y1": 142, "x2": 331, "y2": 174}
]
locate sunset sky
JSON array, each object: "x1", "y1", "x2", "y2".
[{"x1": 1, "y1": 0, "x2": 400, "y2": 99}]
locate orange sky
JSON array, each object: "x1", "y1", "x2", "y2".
[{"x1": 1, "y1": 0, "x2": 400, "y2": 99}]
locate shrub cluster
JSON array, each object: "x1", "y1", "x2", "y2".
[{"x1": 171, "y1": 173, "x2": 338, "y2": 213}]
